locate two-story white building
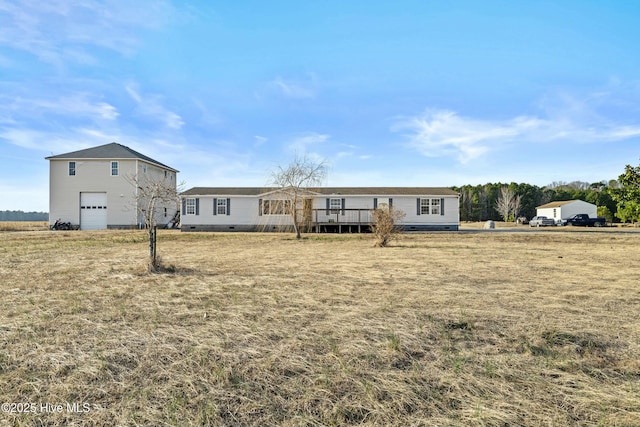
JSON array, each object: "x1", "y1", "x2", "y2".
[
  {"x1": 46, "y1": 143, "x2": 179, "y2": 230},
  {"x1": 180, "y1": 187, "x2": 460, "y2": 232}
]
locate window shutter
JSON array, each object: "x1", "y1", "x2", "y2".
[
  {"x1": 373, "y1": 198, "x2": 378, "y2": 209},
  {"x1": 258, "y1": 199, "x2": 263, "y2": 216},
  {"x1": 213, "y1": 198, "x2": 217, "y2": 215},
  {"x1": 182, "y1": 199, "x2": 186, "y2": 215},
  {"x1": 341, "y1": 198, "x2": 345, "y2": 215},
  {"x1": 195, "y1": 198, "x2": 200, "y2": 216},
  {"x1": 417, "y1": 198, "x2": 421, "y2": 215},
  {"x1": 326, "y1": 198, "x2": 330, "y2": 215},
  {"x1": 441, "y1": 198, "x2": 445, "y2": 216},
  {"x1": 227, "y1": 198, "x2": 231, "y2": 216}
]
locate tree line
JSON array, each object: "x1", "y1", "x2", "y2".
[
  {"x1": 452, "y1": 181, "x2": 620, "y2": 222},
  {"x1": 0, "y1": 210, "x2": 48, "y2": 221}
]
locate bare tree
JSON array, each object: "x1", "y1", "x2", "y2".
[
  {"x1": 495, "y1": 187, "x2": 514, "y2": 222},
  {"x1": 512, "y1": 194, "x2": 522, "y2": 219},
  {"x1": 495, "y1": 186, "x2": 521, "y2": 222},
  {"x1": 128, "y1": 173, "x2": 183, "y2": 272},
  {"x1": 270, "y1": 156, "x2": 327, "y2": 239},
  {"x1": 370, "y1": 205, "x2": 406, "y2": 247}
]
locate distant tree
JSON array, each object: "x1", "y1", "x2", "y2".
[
  {"x1": 611, "y1": 163, "x2": 640, "y2": 223},
  {"x1": 597, "y1": 206, "x2": 614, "y2": 223},
  {"x1": 370, "y1": 204, "x2": 405, "y2": 247},
  {"x1": 457, "y1": 180, "x2": 619, "y2": 223},
  {"x1": 495, "y1": 186, "x2": 521, "y2": 222},
  {"x1": 270, "y1": 156, "x2": 327, "y2": 239}
]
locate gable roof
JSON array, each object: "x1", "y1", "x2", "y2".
[
  {"x1": 536, "y1": 199, "x2": 593, "y2": 209},
  {"x1": 45, "y1": 142, "x2": 178, "y2": 172},
  {"x1": 181, "y1": 187, "x2": 459, "y2": 197}
]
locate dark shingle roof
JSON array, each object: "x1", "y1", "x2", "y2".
[
  {"x1": 181, "y1": 187, "x2": 459, "y2": 196},
  {"x1": 45, "y1": 142, "x2": 178, "y2": 172}
]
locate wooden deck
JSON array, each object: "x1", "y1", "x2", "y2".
[{"x1": 306, "y1": 209, "x2": 374, "y2": 233}]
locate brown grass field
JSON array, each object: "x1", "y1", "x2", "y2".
[
  {"x1": 0, "y1": 221, "x2": 49, "y2": 232},
  {"x1": 0, "y1": 228, "x2": 639, "y2": 426}
]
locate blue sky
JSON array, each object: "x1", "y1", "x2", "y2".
[{"x1": 1, "y1": 1, "x2": 639, "y2": 211}]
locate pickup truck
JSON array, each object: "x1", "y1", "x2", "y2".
[
  {"x1": 565, "y1": 214, "x2": 606, "y2": 227},
  {"x1": 529, "y1": 216, "x2": 556, "y2": 227}
]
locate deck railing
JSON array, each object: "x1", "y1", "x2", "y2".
[{"x1": 310, "y1": 208, "x2": 374, "y2": 224}]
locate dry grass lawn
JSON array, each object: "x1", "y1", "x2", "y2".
[
  {"x1": 0, "y1": 229, "x2": 639, "y2": 426},
  {"x1": 0, "y1": 221, "x2": 49, "y2": 232}
]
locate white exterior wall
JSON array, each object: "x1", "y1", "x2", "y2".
[
  {"x1": 180, "y1": 192, "x2": 460, "y2": 231},
  {"x1": 49, "y1": 158, "x2": 177, "y2": 229},
  {"x1": 537, "y1": 200, "x2": 597, "y2": 220},
  {"x1": 135, "y1": 161, "x2": 179, "y2": 227},
  {"x1": 49, "y1": 159, "x2": 138, "y2": 228}
]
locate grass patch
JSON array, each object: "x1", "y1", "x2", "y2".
[
  {"x1": 0, "y1": 230, "x2": 639, "y2": 426},
  {"x1": 0, "y1": 221, "x2": 48, "y2": 231}
]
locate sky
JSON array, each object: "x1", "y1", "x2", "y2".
[{"x1": 1, "y1": 0, "x2": 640, "y2": 211}]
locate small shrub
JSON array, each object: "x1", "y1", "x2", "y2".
[{"x1": 370, "y1": 206, "x2": 405, "y2": 247}]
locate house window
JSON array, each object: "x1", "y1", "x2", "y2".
[
  {"x1": 111, "y1": 161, "x2": 119, "y2": 176},
  {"x1": 185, "y1": 198, "x2": 196, "y2": 215},
  {"x1": 263, "y1": 199, "x2": 290, "y2": 215},
  {"x1": 330, "y1": 198, "x2": 342, "y2": 214},
  {"x1": 164, "y1": 170, "x2": 167, "y2": 178},
  {"x1": 68, "y1": 161, "x2": 76, "y2": 176},
  {"x1": 430, "y1": 198, "x2": 441, "y2": 215},
  {"x1": 217, "y1": 198, "x2": 227, "y2": 215},
  {"x1": 420, "y1": 198, "x2": 430, "y2": 215},
  {"x1": 142, "y1": 164, "x2": 147, "y2": 174}
]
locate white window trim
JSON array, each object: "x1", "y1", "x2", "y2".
[
  {"x1": 430, "y1": 198, "x2": 441, "y2": 215},
  {"x1": 330, "y1": 197, "x2": 341, "y2": 214},
  {"x1": 111, "y1": 161, "x2": 119, "y2": 176},
  {"x1": 185, "y1": 198, "x2": 196, "y2": 215},
  {"x1": 420, "y1": 198, "x2": 430, "y2": 215},
  {"x1": 68, "y1": 161, "x2": 76, "y2": 176},
  {"x1": 263, "y1": 199, "x2": 290, "y2": 215},
  {"x1": 216, "y1": 198, "x2": 227, "y2": 215}
]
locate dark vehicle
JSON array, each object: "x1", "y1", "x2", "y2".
[
  {"x1": 50, "y1": 219, "x2": 72, "y2": 230},
  {"x1": 565, "y1": 214, "x2": 606, "y2": 227}
]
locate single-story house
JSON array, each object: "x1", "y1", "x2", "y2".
[
  {"x1": 46, "y1": 143, "x2": 179, "y2": 230},
  {"x1": 180, "y1": 187, "x2": 460, "y2": 232},
  {"x1": 536, "y1": 199, "x2": 597, "y2": 222}
]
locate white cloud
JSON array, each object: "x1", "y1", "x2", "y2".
[
  {"x1": 0, "y1": 0, "x2": 175, "y2": 66},
  {"x1": 125, "y1": 83, "x2": 185, "y2": 129},
  {"x1": 268, "y1": 75, "x2": 317, "y2": 99},
  {"x1": 393, "y1": 108, "x2": 640, "y2": 164},
  {"x1": 0, "y1": 128, "x2": 94, "y2": 153},
  {"x1": 287, "y1": 132, "x2": 330, "y2": 152},
  {"x1": 15, "y1": 94, "x2": 119, "y2": 121}
]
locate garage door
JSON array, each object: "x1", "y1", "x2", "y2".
[{"x1": 80, "y1": 192, "x2": 107, "y2": 230}]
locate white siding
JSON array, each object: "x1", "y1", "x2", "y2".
[
  {"x1": 49, "y1": 159, "x2": 138, "y2": 228},
  {"x1": 181, "y1": 191, "x2": 460, "y2": 231},
  {"x1": 135, "y1": 161, "x2": 179, "y2": 227},
  {"x1": 537, "y1": 200, "x2": 597, "y2": 220}
]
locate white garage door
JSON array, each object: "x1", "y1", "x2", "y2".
[{"x1": 80, "y1": 192, "x2": 107, "y2": 230}]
